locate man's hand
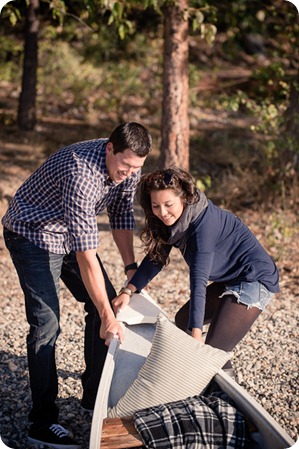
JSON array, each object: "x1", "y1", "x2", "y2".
[
  {"x1": 100, "y1": 315, "x2": 124, "y2": 346},
  {"x1": 112, "y1": 292, "x2": 131, "y2": 314},
  {"x1": 76, "y1": 249, "x2": 125, "y2": 346}
]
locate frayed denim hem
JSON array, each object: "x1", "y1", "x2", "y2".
[{"x1": 219, "y1": 281, "x2": 274, "y2": 311}]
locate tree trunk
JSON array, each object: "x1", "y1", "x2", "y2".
[
  {"x1": 18, "y1": 0, "x2": 40, "y2": 130},
  {"x1": 161, "y1": 0, "x2": 189, "y2": 170}
]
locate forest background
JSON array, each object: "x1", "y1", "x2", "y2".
[
  {"x1": 0, "y1": 0, "x2": 298, "y2": 291},
  {"x1": 1, "y1": 0, "x2": 299, "y2": 207},
  {"x1": 0, "y1": 1, "x2": 298, "y2": 447}
]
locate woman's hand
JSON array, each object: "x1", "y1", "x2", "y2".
[
  {"x1": 112, "y1": 293, "x2": 131, "y2": 314},
  {"x1": 192, "y1": 327, "x2": 205, "y2": 345}
]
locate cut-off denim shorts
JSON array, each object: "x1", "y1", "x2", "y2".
[{"x1": 219, "y1": 281, "x2": 274, "y2": 311}]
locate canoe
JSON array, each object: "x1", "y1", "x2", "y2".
[{"x1": 89, "y1": 291, "x2": 295, "y2": 449}]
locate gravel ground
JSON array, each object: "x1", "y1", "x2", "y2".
[{"x1": 0, "y1": 211, "x2": 298, "y2": 449}]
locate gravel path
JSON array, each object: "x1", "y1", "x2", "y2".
[{"x1": 0, "y1": 210, "x2": 298, "y2": 449}]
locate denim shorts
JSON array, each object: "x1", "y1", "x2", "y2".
[{"x1": 219, "y1": 281, "x2": 274, "y2": 311}]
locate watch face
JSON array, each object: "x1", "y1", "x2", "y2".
[{"x1": 120, "y1": 287, "x2": 132, "y2": 296}]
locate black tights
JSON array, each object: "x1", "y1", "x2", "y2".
[{"x1": 175, "y1": 282, "x2": 262, "y2": 369}]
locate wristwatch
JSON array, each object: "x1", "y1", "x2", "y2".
[
  {"x1": 124, "y1": 262, "x2": 138, "y2": 274},
  {"x1": 119, "y1": 287, "x2": 134, "y2": 297}
]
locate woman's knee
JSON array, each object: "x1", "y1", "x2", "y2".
[{"x1": 175, "y1": 301, "x2": 190, "y2": 331}]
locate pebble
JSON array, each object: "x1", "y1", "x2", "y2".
[
  {"x1": 0, "y1": 217, "x2": 298, "y2": 448},
  {"x1": 7, "y1": 361, "x2": 18, "y2": 372}
]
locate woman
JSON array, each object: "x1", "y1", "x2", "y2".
[{"x1": 112, "y1": 167, "x2": 279, "y2": 375}]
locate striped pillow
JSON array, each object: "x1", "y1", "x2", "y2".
[{"x1": 108, "y1": 314, "x2": 232, "y2": 418}]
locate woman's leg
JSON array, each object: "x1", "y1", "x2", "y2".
[
  {"x1": 205, "y1": 295, "x2": 262, "y2": 369},
  {"x1": 175, "y1": 282, "x2": 262, "y2": 371},
  {"x1": 175, "y1": 282, "x2": 225, "y2": 332}
]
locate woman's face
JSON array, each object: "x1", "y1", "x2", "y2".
[{"x1": 150, "y1": 189, "x2": 184, "y2": 226}]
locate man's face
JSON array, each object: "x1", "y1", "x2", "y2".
[{"x1": 106, "y1": 142, "x2": 147, "y2": 184}]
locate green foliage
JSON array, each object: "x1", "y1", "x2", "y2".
[
  {"x1": 189, "y1": 3, "x2": 217, "y2": 45},
  {"x1": 250, "y1": 63, "x2": 290, "y2": 102},
  {"x1": 0, "y1": 0, "x2": 298, "y2": 208},
  {"x1": 34, "y1": 28, "x2": 163, "y2": 121},
  {"x1": 38, "y1": 39, "x2": 97, "y2": 104},
  {"x1": 215, "y1": 82, "x2": 298, "y2": 207},
  {"x1": 48, "y1": 0, "x2": 67, "y2": 25},
  {"x1": 217, "y1": 89, "x2": 288, "y2": 157},
  {"x1": 195, "y1": 175, "x2": 212, "y2": 192},
  {"x1": 50, "y1": 0, "x2": 219, "y2": 42},
  {"x1": 0, "y1": 3, "x2": 22, "y2": 26},
  {"x1": 0, "y1": 35, "x2": 23, "y2": 82}
]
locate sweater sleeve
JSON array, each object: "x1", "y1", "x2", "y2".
[
  {"x1": 186, "y1": 213, "x2": 219, "y2": 330},
  {"x1": 130, "y1": 246, "x2": 172, "y2": 292},
  {"x1": 188, "y1": 249, "x2": 215, "y2": 330}
]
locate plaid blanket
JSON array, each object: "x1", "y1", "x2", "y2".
[{"x1": 134, "y1": 391, "x2": 250, "y2": 449}]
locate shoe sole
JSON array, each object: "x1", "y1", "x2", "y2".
[{"x1": 28, "y1": 437, "x2": 81, "y2": 449}]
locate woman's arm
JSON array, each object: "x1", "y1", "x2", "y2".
[{"x1": 112, "y1": 249, "x2": 171, "y2": 313}]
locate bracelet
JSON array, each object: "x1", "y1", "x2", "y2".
[
  {"x1": 119, "y1": 287, "x2": 134, "y2": 297},
  {"x1": 124, "y1": 262, "x2": 138, "y2": 274}
]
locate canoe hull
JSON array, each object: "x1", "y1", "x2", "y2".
[{"x1": 89, "y1": 294, "x2": 295, "y2": 449}]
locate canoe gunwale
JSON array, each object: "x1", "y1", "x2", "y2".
[{"x1": 89, "y1": 300, "x2": 295, "y2": 449}]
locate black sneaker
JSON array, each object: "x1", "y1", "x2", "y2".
[
  {"x1": 80, "y1": 404, "x2": 93, "y2": 415},
  {"x1": 28, "y1": 423, "x2": 81, "y2": 449},
  {"x1": 80, "y1": 395, "x2": 94, "y2": 414}
]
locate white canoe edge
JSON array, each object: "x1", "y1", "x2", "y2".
[
  {"x1": 89, "y1": 292, "x2": 296, "y2": 449},
  {"x1": 214, "y1": 370, "x2": 295, "y2": 449},
  {"x1": 90, "y1": 291, "x2": 161, "y2": 449},
  {"x1": 89, "y1": 334, "x2": 120, "y2": 449},
  {"x1": 89, "y1": 330, "x2": 296, "y2": 449},
  {"x1": 89, "y1": 321, "x2": 157, "y2": 449}
]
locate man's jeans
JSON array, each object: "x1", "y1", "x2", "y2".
[{"x1": 3, "y1": 228, "x2": 116, "y2": 425}]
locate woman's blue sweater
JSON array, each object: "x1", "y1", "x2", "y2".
[{"x1": 130, "y1": 200, "x2": 279, "y2": 329}]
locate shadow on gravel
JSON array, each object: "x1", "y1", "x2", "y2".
[{"x1": 0, "y1": 352, "x2": 92, "y2": 449}]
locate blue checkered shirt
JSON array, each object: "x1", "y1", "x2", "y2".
[{"x1": 2, "y1": 138, "x2": 140, "y2": 254}]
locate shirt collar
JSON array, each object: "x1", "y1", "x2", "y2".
[{"x1": 99, "y1": 139, "x2": 113, "y2": 185}]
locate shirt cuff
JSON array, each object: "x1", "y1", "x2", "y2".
[
  {"x1": 70, "y1": 233, "x2": 99, "y2": 252},
  {"x1": 110, "y1": 218, "x2": 135, "y2": 230}
]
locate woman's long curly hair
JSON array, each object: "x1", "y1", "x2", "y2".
[{"x1": 137, "y1": 167, "x2": 200, "y2": 265}]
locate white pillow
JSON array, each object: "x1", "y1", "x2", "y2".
[{"x1": 108, "y1": 314, "x2": 232, "y2": 417}]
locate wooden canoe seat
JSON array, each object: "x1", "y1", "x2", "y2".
[
  {"x1": 100, "y1": 417, "x2": 145, "y2": 449},
  {"x1": 99, "y1": 414, "x2": 258, "y2": 449}
]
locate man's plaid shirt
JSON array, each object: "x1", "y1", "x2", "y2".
[{"x1": 2, "y1": 138, "x2": 140, "y2": 254}]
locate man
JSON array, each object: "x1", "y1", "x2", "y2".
[{"x1": 2, "y1": 122, "x2": 152, "y2": 449}]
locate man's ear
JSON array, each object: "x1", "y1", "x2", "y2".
[{"x1": 106, "y1": 142, "x2": 114, "y2": 154}]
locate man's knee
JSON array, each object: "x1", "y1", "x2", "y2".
[{"x1": 28, "y1": 311, "x2": 60, "y2": 348}]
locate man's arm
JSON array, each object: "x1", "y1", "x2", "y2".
[
  {"x1": 111, "y1": 229, "x2": 137, "y2": 279},
  {"x1": 76, "y1": 248, "x2": 124, "y2": 345}
]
